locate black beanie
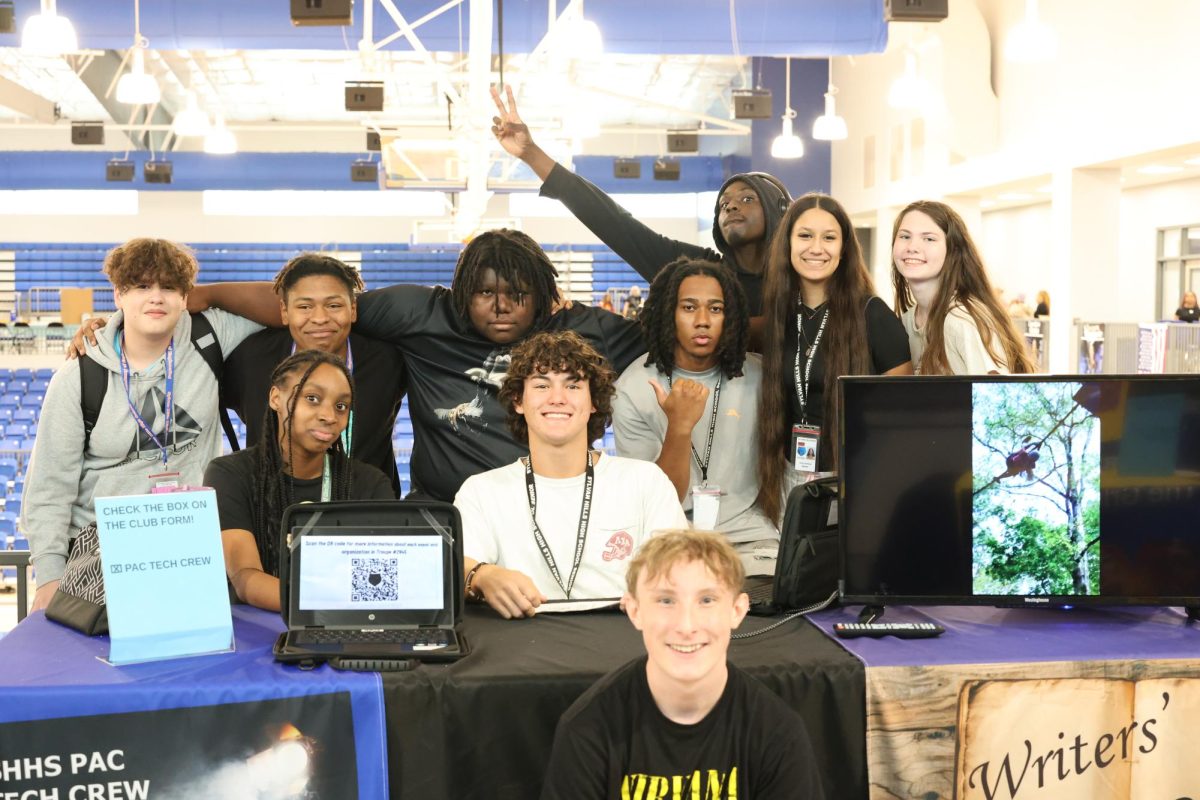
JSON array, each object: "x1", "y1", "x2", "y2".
[{"x1": 711, "y1": 172, "x2": 793, "y2": 258}]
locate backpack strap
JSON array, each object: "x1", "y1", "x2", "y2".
[
  {"x1": 79, "y1": 354, "x2": 107, "y2": 451},
  {"x1": 79, "y1": 312, "x2": 241, "y2": 452},
  {"x1": 188, "y1": 311, "x2": 240, "y2": 452}
]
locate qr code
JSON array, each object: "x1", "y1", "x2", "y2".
[{"x1": 351, "y1": 558, "x2": 399, "y2": 602}]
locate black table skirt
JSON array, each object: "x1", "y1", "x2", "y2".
[{"x1": 381, "y1": 607, "x2": 866, "y2": 799}]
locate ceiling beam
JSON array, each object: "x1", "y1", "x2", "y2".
[
  {"x1": 68, "y1": 50, "x2": 178, "y2": 153},
  {"x1": 0, "y1": 76, "x2": 59, "y2": 124}
]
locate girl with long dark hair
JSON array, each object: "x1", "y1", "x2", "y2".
[
  {"x1": 755, "y1": 194, "x2": 912, "y2": 523},
  {"x1": 205, "y1": 349, "x2": 395, "y2": 611},
  {"x1": 891, "y1": 200, "x2": 1036, "y2": 376}
]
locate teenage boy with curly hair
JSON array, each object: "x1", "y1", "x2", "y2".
[{"x1": 455, "y1": 331, "x2": 686, "y2": 619}]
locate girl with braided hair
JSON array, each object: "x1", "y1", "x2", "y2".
[{"x1": 205, "y1": 349, "x2": 395, "y2": 611}]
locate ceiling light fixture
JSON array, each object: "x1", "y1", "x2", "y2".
[
  {"x1": 1005, "y1": 0, "x2": 1057, "y2": 64},
  {"x1": 770, "y1": 57, "x2": 804, "y2": 160},
  {"x1": 115, "y1": 0, "x2": 160, "y2": 105},
  {"x1": 887, "y1": 51, "x2": 928, "y2": 111},
  {"x1": 21, "y1": 0, "x2": 77, "y2": 56},
  {"x1": 811, "y1": 59, "x2": 848, "y2": 141},
  {"x1": 172, "y1": 91, "x2": 210, "y2": 137},
  {"x1": 203, "y1": 114, "x2": 237, "y2": 155}
]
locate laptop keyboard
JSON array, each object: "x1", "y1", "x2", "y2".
[{"x1": 294, "y1": 629, "x2": 452, "y2": 646}]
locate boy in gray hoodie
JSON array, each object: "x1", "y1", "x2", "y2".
[{"x1": 24, "y1": 238, "x2": 260, "y2": 611}]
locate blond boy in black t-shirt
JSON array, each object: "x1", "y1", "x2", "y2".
[{"x1": 541, "y1": 530, "x2": 825, "y2": 799}]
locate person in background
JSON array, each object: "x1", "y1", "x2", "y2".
[
  {"x1": 540, "y1": 530, "x2": 825, "y2": 800},
  {"x1": 221, "y1": 253, "x2": 408, "y2": 495},
  {"x1": 205, "y1": 350, "x2": 394, "y2": 611},
  {"x1": 25, "y1": 238, "x2": 260, "y2": 611},
  {"x1": 891, "y1": 200, "x2": 1036, "y2": 376},
  {"x1": 1007, "y1": 292, "x2": 1033, "y2": 318},
  {"x1": 599, "y1": 290, "x2": 615, "y2": 313},
  {"x1": 455, "y1": 331, "x2": 686, "y2": 619},
  {"x1": 612, "y1": 258, "x2": 778, "y2": 574},
  {"x1": 622, "y1": 286, "x2": 644, "y2": 320},
  {"x1": 491, "y1": 84, "x2": 791, "y2": 318},
  {"x1": 1034, "y1": 290, "x2": 1051, "y2": 319},
  {"x1": 756, "y1": 194, "x2": 912, "y2": 524},
  {"x1": 1174, "y1": 291, "x2": 1199, "y2": 323}
]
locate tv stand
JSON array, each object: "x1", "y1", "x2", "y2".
[
  {"x1": 1186, "y1": 606, "x2": 1200, "y2": 622},
  {"x1": 857, "y1": 605, "x2": 885, "y2": 624}
]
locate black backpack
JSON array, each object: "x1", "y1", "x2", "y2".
[
  {"x1": 79, "y1": 312, "x2": 240, "y2": 451},
  {"x1": 771, "y1": 474, "x2": 841, "y2": 609}
]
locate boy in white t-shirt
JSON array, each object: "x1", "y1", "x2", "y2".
[{"x1": 454, "y1": 331, "x2": 687, "y2": 619}]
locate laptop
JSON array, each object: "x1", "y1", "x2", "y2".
[{"x1": 272, "y1": 500, "x2": 470, "y2": 666}]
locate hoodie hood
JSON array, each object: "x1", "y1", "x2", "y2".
[{"x1": 711, "y1": 172, "x2": 793, "y2": 262}]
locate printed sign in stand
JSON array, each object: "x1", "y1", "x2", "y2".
[{"x1": 95, "y1": 489, "x2": 233, "y2": 665}]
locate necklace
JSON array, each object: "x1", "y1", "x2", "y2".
[{"x1": 798, "y1": 301, "x2": 827, "y2": 357}]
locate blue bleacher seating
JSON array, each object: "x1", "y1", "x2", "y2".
[
  {"x1": 6, "y1": 498, "x2": 21, "y2": 517},
  {"x1": 19, "y1": 437, "x2": 36, "y2": 451},
  {"x1": 6, "y1": 380, "x2": 27, "y2": 394},
  {"x1": 5, "y1": 423, "x2": 29, "y2": 438},
  {"x1": 24, "y1": 392, "x2": 44, "y2": 407},
  {"x1": 34, "y1": 368, "x2": 53, "y2": 380},
  {"x1": 0, "y1": 438, "x2": 21, "y2": 453},
  {"x1": 0, "y1": 460, "x2": 15, "y2": 482},
  {"x1": 12, "y1": 368, "x2": 32, "y2": 381},
  {"x1": 29, "y1": 379, "x2": 49, "y2": 392},
  {"x1": 13, "y1": 408, "x2": 37, "y2": 423},
  {"x1": 0, "y1": 516, "x2": 14, "y2": 540},
  {"x1": 0, "y1": 393, "x2": 21, "y2": 409},
  {"x1": 12, "y1": 536, "x2": 28, "y2": 551}
]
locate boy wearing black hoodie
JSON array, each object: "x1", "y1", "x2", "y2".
[{"x1": 491, "y1": 85, "x2": 790, "y2": 316}]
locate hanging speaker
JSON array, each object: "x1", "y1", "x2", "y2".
[
  {"x1": 884, "y1": 0, "x2": 948, "y2": 22},
  {"x1": 291, "y1": 0, "x2": 353, "y2": 26},
  {"x1": 731, "y1": 89, "x2": 772, "y2": 119},
  {"x1": 613, "y1": 159, "x2": 641, "y2": 179},
  {"x1": 652, "y1": 160, "x2": 680, "y2": 181}
]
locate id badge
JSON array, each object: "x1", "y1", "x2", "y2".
[
  {"x1": 692, "y1": 485, "x2": 721, "y2": 531},
  {"x1": 149, "y1": 471, "x2": 181, "y2": 493},
  {"x1": 791, "y1": 425, "x2": 820, "y2": 473}
]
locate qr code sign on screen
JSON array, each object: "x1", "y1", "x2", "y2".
[{"x1": 351, "y1": 558, "x2": 399, "y2": 602}]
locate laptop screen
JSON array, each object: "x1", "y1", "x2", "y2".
[
  {"x1": 298, "y1": 533, "x2": 445, "y2": 611},
  {"x1": 288, "y1": 524, "x2": 457, "y2": 629},
  {"x1": 839, "y1": 375, "x2": 1200, "y2": 607}
]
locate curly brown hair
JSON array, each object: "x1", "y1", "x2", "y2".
[
  {"x1": 103, "y1": 238, "x2": 198, "y2": 294},
  {"x1": 498, "y1": 331, "x2": 616, "y2": 446}
]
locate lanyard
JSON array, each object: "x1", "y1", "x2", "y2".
[
  {"x1": 291, "y1": 338, "x2": 354, "y2": 456},
  {"x1": 667, "y1": 374, "x2": 722, "y2": 485},
  {"x1": 115, "y1": 333, "x2": 175, "y2": 467},
  {"x1": 319, "y1": 454, "x2": 332, "y2": 502},
  {"x1": 793, "y1": 306, "x2": 829, "y2": 425},
  {"x1": 524, "y1": 450, "x2": 594, "y2": 599}
]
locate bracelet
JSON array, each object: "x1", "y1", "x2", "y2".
[{"x1": 465, "y1": 562, "x2": 490, "y2": 602}]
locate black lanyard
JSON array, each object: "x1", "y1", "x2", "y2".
[
  {"x1": 794, "y1": 306, "x2": 829, "y2": 425},
  {"x1": 667, "y1": 374, "x2": 722, "y2": 485},
  {"x1": 524, "y1": 450, "x2": 595, "y2": 599}
]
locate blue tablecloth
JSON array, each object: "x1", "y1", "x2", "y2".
[{"x1": 0, "y1": 606, "x2": 388, "y2": 799}]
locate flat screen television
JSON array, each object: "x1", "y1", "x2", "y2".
[{"x1": 838, "y1": 375, "x2": 1200, "y2": 613}]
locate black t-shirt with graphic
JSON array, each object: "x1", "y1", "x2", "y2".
[
  {"x1": 221, "y1": 328, "x2": 407, "y2": 494},
  {"x1": 204, "y1": 445, "x2": 396, "y2": 574},
  {"x1": 541, "y1": 656, "x2": 825, "y2": 800},
  {"x1": 354, "y1": 284, "x2": 644, "y2": 502}
]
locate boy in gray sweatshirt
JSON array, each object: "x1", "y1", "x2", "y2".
[{"x1": 23, "y1": 238, "x2": 259, "y2": 611}]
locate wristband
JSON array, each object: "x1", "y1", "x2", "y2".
[{"x1": 465, "y1": 562, "x2": 490, "y2": 602}]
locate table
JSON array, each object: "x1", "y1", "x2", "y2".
[
  {"x1": 0, "y1": 605, "x2": 867, "y2": 799},
  {"x1": 381, "y1": 606, "x2": 866, "y2": 800},
  {"x1": 809, "y1": 604, "x2": 1200, "y2": 800},
  {"x1": 0, "y1": 607, "x2": 388, "y2": 799}
]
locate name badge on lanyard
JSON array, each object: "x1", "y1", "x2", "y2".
[
  {"x1": 793, "y1": 306, "x2": 828, "y2": 475},
  {"x1": 116, "y1": 334, "x2": 175, "y2": 470}
]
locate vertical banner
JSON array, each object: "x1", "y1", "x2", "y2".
[{"x1": 95, "y1": 489, "x2": 233, "y2": 664}]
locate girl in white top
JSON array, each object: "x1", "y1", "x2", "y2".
[{"x1": 891, "y1": 200, "x2": 1036, "y2": 375}]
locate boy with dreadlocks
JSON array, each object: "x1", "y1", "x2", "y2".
[
  {"x1": 455, "y1": 331, "x2": 686, "y2": 619},
  {"x1": 613, "y1": 258, "x2": 779, "y2": 574},
  {"x1": 220, "y1": 253, "x2": 408, "y2": 494},
  {"x1": 204, "y1": 350, "x2": 394, "y2": 611},
  {"x1": 182, "y1": 229, "x2": 645, "y2": 503}
]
